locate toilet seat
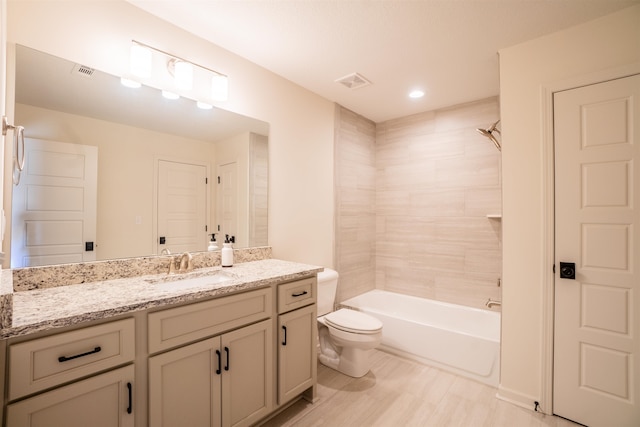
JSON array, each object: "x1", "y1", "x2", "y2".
[{"x1": 325, "y1": 309, "x2": 382, "y2": 335}]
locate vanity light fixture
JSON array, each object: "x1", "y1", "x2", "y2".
[
  {"x1": 171, "y1": 59, "x2": 193, "y2": 91},
  {"x1": 126, "y1": 40, "x2": 229, "y2": 104},
  {"x1": 120, "y1": 77, "x2": 141, "y2": 88},
  {"x1": 211, "y1": 74, "x2": 228, "y2": 102},
  {"x1": 130, "y1": 42, "x2": 152, "y2": 78}
]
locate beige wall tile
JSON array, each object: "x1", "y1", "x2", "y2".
[
  {"x1": 335, "y1": 98, "x2": 502, "y2": 310},
  {"x1": 335, "y1": 106, "x2": 377, "y2": 302}
]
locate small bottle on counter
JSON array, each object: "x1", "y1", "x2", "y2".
[
  {"x1": 221, "y1": 234, "x2": 234, "y2": 267},
  {"x1": 208, "y1": 233, "x2": 219, "y2": 251}
]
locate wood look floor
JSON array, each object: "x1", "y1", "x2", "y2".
[{"x1": 261, "y1": 350, "x2": 580, "y2": 427}]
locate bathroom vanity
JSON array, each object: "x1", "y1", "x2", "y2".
[{"x1": 0, "y1": 257, "x2": 320, "y2": 427}]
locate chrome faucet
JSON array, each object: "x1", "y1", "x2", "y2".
[
  {"x1": 168, "y1": 252, "x2": 193, "y2": 274},
  {"x1": 486, "y1": 298, "x2": 501, "y2": 308},
  {"x1": 179, "y1": 252, "x2": 193, "y2": 271}
]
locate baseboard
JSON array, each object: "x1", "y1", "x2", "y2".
[{"x1": 496, "y1": 385, "x2": 541, "y2": 413}]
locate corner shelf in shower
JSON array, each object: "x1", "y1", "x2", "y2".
[{"x1": 486, "y1": 214, "x2": 502, "y2": 219}]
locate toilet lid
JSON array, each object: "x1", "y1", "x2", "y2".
[{"x1": 325, "y1": 309, "x2": 383, "y2": 334}]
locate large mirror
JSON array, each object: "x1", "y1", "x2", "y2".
[{"x1": 8, "y1": 45, "x2": 269, "y2": 268}]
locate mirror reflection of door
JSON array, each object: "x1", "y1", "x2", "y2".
[
  {"x1": 157, "y1": 160, "x2": 208, "y2": 255},
  {"x1": 11, "y1": 138, "x2": 98, "y2": 267},
  {"x1": 217, "y1": 162, "x2": 238, "y2": 245}
]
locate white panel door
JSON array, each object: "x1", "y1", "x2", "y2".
[
  {"x1": 554, "y1": 74, "x2": 640, "y2": 427},
  {"x1": 217, "y1": 162, "x2": 238, "y2": 243},
  {"x1": 157, "y1": 160, "x2": 207, "y2": 254},
  {"x1": 11, "y1": 138, "x2": 97, "y2": 267}
]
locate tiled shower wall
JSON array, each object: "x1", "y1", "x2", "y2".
[
  {"x1": 334, "y1": 106, "x2": 377, "y2": 303},
  {"x1": 375, "y1": 97, "x2": 502, "y2": 309},
  {"x1": 335, "y1": 97, "x2": 502, "y2": 309}
]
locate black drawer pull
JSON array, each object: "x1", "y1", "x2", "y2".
[
  {"x1": 58, "y1": 346, "x2": 102, "y2": 363},
  {"x1": 282, "y1": 325, "x2": 287, "y2": 346},
  {"x1": 215, "y1": 349, "x2": 222, "y2": 375},
  {"x1": 126, "y1": 382, "x2": 133, "y2": 414},
  {"x1": 292, "y1": 290, "x2": 308, "y2": 297},
  {"x1": 224, "y1": 347, "x2": 230, "y2": 371}
]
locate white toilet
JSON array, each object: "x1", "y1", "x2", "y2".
[{"x1": 317, "y1": 268, "x2": 383, "y2": 377}]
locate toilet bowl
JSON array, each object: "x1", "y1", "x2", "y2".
[{"x1": 316, "y1": 269, "x2": 383, "y2": 377}]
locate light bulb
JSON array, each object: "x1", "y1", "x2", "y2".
[
  {"x1": 211, "y1": 75, "x2": 228, "y2": 101},
  {"x1": 130, "y1": 43, "x2": 152, "y2": 78},
  {"x1": 162, "y1": 90, "x2": 179, "y2": 100},
  {"x1": 120, "y1": 77, "x2": 141, "y2": 88},
  {"x1": 174, "y1": 60, "x2": 193, "y2": 90},
  {"x1": 197, "y1": 101, "x2": 213, "y2": 110}
]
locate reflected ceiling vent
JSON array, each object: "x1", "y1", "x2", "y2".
[
  {"x1": 72, "y1": 64, "x2": 95, "y2": 78},
  {"x1": 335, "y1": 72, "x2": 371, "y2": 89}
]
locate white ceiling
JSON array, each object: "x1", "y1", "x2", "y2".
[{"x1": 127, "y1": 0, "x2": 639, "y2": 123}]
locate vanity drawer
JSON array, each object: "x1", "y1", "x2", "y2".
[
  {"x1": 148, "y1": 287, "x2": 272, "y2": 354},
  {"x1": 278, "y1": 277, "x2": 316, "y2": 314},
  {"x1": 9, "y1": 318, "x2": 135, "y2": 400}
]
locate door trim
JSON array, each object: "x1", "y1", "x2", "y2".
[{"x1": 539, "y1": 62, "x2": 640, "y2": 415}]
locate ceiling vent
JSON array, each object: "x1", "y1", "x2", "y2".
[
  {"x1": 335, "y1": 72, "x2": 371, "y2": 90},
  {"x1": 72, "y1": 64, "x2": 95, "y2": 78}
]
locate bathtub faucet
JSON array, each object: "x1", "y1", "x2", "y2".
[{"x1": 486, "y1": 298, "x2": 501, "y2": 308}]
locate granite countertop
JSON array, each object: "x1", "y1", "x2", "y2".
[{"x1": 1, "y1": 259, "x2": 322, "y2": 339}]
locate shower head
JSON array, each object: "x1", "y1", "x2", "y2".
[{"x1": 476, "y1": 120, "x2": 501, "y2": 151}]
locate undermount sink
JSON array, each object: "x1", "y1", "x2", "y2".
[{"x1": 146, "y1": 271, "x2": 233, "y2": 291}]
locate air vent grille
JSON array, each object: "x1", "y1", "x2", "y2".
[
  {"x1": 335, "y1": 72, "x2": 371, "y2": 90},
  {"x1": 72, "y1": 64, "x2": 95, "y2": 78}
]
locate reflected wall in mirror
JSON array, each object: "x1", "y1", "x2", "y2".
[{"x1": 8, "y1": 45, "x2": 269, "y2": 268}]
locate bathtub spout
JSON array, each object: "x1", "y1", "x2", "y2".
[{"x1": 486, "y1": 298, "x2": 501, "y2": 308}]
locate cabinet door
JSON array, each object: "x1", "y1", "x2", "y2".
[
  {"x1": 221, "y1": 319, "x2": 273, "y2": 427},
  {"x1": 6, "y1": 365, "x2": 134, "y2": 427},
  {"x1": 149, "y1": 337, "x2": 222, "y2": 427},
  {"x1": 278, "y1": 304, "x2": 316, "y2": 404}
]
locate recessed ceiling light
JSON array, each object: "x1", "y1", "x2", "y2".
[{"x1": 409, "y1": 90, "x2": 425, "y2": 99}]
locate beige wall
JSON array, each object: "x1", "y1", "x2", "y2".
[
  {"x1": 6, "y1": 0, "x2": 336, "y2": 268},
  {"x1": 499, "y1": 4, "x2": 640, "y2": 411},
  {"x1": 13, "y1": 103, "x2": 215, "y2": 261},
  {"x1": 376, "y1": 97, "x2": 502, "y2": 309}
]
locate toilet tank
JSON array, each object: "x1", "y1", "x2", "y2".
[{"x1": 317, "y1": 268, "x2": 339, "y2": 316}]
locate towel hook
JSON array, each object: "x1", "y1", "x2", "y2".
[{"x1": 3, "y1": 116, "x2": 26, "y2": 185}]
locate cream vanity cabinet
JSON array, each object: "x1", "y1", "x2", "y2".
[
  {"x1": 5, "y1": 318, "x2": 136, "y2": 427},
  {"x1": 148, "y1": 287, "x2": 273, "y2": 427},
  {"x1": 277, "y1": 277, "x2": 317, "y2": 405}
]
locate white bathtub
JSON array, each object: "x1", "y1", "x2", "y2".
[{"x1": 340, "y1": 290, "x2": 500, "y2": 386}]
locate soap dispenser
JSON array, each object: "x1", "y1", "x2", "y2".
[
  {"x1": 208, "y1": 233, "x2": 219, "y2": 251},
  {"x1": 221, "y1": 234, "x2": 234, "y2": 267}
]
